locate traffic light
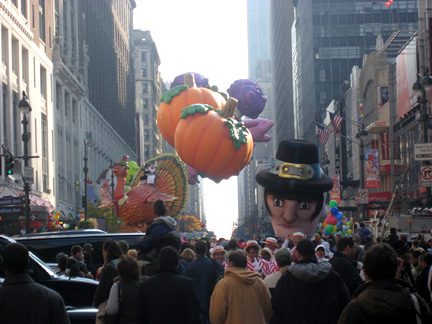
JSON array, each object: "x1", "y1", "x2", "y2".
[
  {"x1": 75, "y1": 181, "x2": 80, "y2": 192},
  {"x1": 5, "y1": 155, "x2": 15, "y2": 175}
]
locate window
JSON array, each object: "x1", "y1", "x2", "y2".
[
  {"x1": 40, "y1": 66, "x2": 47, "y2": 99},
  {"x1": 141, "y1": 52, "x2": 146, "y2": 62},
  {"x1": 144, "y1": 115, "x2": 149, "y2": 125},
  {"x1": 142, "y1": 68, "x2": 146, "y2": 78},
  {"x1": 142, "y1": 83, "x2": 148, "y2": 93},
  {"x1": 39, "y1": 0, "x2": 45, "y2": 42},
  {"x1": 144, "y1": 130, "x2": 149, "y2": 141},
  {"x1": 143, "y1": 99, "x2": 148, "y2": 109},
  {"x1": 41, "y1": 113, "x2": 49, "y2": 193},
  {"x1": 21, "y1": 0, "x2": 27, "y2": 18}
]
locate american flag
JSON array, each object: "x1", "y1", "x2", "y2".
[
  {"x1": 317, "y1": 123, "x2": 331, "y2": 145},
  {"x1": 329, "y1": 112, "x2": 343, "y2": 134}
]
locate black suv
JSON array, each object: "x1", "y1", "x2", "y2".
[
  {"x1": 0, "y1": 235, "x2": 98, "y2": 307},
  {"x1": 15, "y1": 231, "x2": 144, "y2": 269}
]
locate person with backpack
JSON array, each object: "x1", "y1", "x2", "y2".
[{"x1": 338, "y1": 243, "x2": 432, "y2": 324}]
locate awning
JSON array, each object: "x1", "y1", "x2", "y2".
[{"x1": 366, "y1": 121, "x2": 389, "y2": 133}]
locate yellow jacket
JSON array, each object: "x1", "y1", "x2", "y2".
[{"x1": 209, "y1": 266, "x2": 272, "y2": 324}]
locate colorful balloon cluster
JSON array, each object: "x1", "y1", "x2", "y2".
[{"x1": 319, "y1": 200, "x2": 353, "y2": 237}]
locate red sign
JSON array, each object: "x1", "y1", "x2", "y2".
[
  {"x1": 381, "y1": 132, "x2": 390, "y2": 160},
  {"x1": 368, "y1": 192, "x2": 391, "y2": 202}
]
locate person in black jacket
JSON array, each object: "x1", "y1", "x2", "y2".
[
  {"x1": 330, "y1": 236, "x2": 364, "y2": 296},
  {"x1": 136, "y1": 246, "x2": 201, "y2": 324},
  {"x1": 270, "y1": 239, "x2": 350, "y2": 324},
  {"x1": 338, "y1": 244, "x2": 432, "y2": 324}
]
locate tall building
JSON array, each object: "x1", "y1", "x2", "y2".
[
  {"x1": 270, "y1": 0, "x2": 295, "y2": 143},
  {"x1": 133, "y1": 30, "x2": 163, "y2": 164},
  {"x1": 78, "y1": 0, "x2": 137, "y2": 150},
  {"x1": 292, "y1": 0, "x2": 418, "y2": 143},
  {"x1": 237, "y1": 0, "x2": 276, "y2": 239}
]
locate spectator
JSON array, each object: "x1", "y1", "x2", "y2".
[
  {"x1": 261, "y1": 248, "x2": 277, "y2": 275},
  {"x1": 181, "y1": 248, "x2": 196, "y2": 265},
  {"x1": 71, "y1": 244, "x2": 91, "y2": 277},
  {"x1": 330, "y1": 236, "x2": 364, "y2": 296},
  {"x1": 184, "y1": 240, "x2": 222, "y2": 324},
  {"x1": 387, "y1": 227, "x2": 400, "y2": 244},
  {"x1": 244, "y1": 240, "x2": 267, "y2": 278},
  {"x1": 53, "y1": 252, "x2": 68, "y2": 275},
  {"x1": 264, "y1": 237, "x2": 278, "y2": 261},
  {"x1": 211, "y1": 245, "x2": 227, "y2": 269},
  {"x1": 315, "y1": 245, "x2": 329, "y2": 263},
  {"x1": 352, "y1": 234, "x2": 365, "y2": 263},
  {"x1": 313, "y1": 233, "x2": 322, "y2": 247},
  {"x1": 270, "y1": 239, "x2": 350, "y2": 324},
  {"x1": 338, "y1": 243, "x2": 432, "y2": 324},
  {"x1": 415, "y1": 252, "x2": 432, "y2": 305},
  {"x1": 94, "y1": 239, "x2": 122, "y2": 324},
  {"x1": 410, "y1": 249, "x2": 424, "y2": 279},
  {"x1": 210, "y1": 250, "x2": 272, "y2": 324},
  {"x1": 264, "y1": 248, "x2": 292, "y2": 296},
  {"x1": 224, "y1": 239, "x2": 239, "y2": 262},
  {"x1": 135, "y1": 200, "x2": 177, "y2": 260},
  {"x1": 358, "y1": 223, "x2": 373, "y2": 245},
  {"x1": 285, "y1": 232, "x2": 304, "y2": 263},
  {"x1": 0, "y1": 243, "x2": 70, "y2": 324},
  {"x1": 390, "y1": 240, "x2": 416, "y2": 288},
  {"x1": 105, "y1": 255, "x2": 140, "y2": 324},
  {"x1": 83, "y1": 251, "x2": 97, "y2": 278},
  {"x1": 117, "y1": 240, "x2": 130, "y2": 255},
  {"x1": 127, "y1": 249, "x2": 137, "y2": 259},
  {"x1": 136, "y1": 246, "x2": 201, "y2": 324},
  {"x1": 65, "y1": 257, "x2": 85, "y2": 278}
]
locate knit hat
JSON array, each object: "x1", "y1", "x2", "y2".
[
  {"x1": 390, "y1": 240, "x2": 410, "y2": 255},
  {"x1": 275, "y1": 248, "x2": 292, "y2": 266},
  {"x1": 264, "y1": 237, "x2": 278, "y2": 246}
]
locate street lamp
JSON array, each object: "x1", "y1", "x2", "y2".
[
  {"x1": 356, "y1": 124, "x2": 368, "y2": 220},
  {"x1": 109, "y1": 160, "x2": 115, "y2": 217},
  {"x1": 83, "y1": 139, "x2": 89, "y2": 221},
  {"x1": 18, "y1": 91, "x2": 32, "y2": 233},
  {"x1": 413, "y1": 70, "x2": 432, "y2": 207}
]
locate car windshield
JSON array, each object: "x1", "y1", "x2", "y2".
[{"x1": 29, "y1": 251, "x2": 57, "y2": 277}]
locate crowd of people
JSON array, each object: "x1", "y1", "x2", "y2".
[{"x1": 1, "y1": 199, "x2": 432, "y2": 323}]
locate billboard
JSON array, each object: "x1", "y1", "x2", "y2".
[{"x1": 396, "y1": 38, "x2": 418, "y2": 118}]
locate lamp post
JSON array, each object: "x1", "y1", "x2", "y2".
[
  {"x1": 413, "y1": 70, "x2": 432, "y2": 207},
  {"x1": 83, "y1": 139, "x2": 89, "y2": 221},
  {"x1": 18, "y1": 91, "x2": 32, "y2": 234},
  {"x1": 357, "y1": 125, "x2": 368, "y2": 220},
  {"x1": 109, "y1": 160, "x2": 115, "y2": 217}
]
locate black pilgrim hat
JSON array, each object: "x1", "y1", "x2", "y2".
[{"x1": 256, "y1": 139, "x2": 333, "y2": 197}]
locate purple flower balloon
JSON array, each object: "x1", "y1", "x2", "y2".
[
  {"x1": 227, "y1": 79, "x2": 267, "y2": 119},
  {"x1": 170, "y1": 72, "x2": 209, "y2": 88}
]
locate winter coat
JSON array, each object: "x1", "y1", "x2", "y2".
[
  {"x1": 135, "y1": 216, "x2": 177, "y2": 253},
  {"x1": 270, "y1": 258, "x2": 350, "y2": 324},
  {"x1": 136, "y1": 269, "x2": 201, "y2": 324},
  {"x1": 210, "y1": 266, "x2": 272, "y2": 324},
  {"x1": 106, "y1": 279, "x2": 140, "y2": 324},
  {"x1": 330, "y1": 251, "x2": 364, "y2": 295},
  {"x1": 338, "y1": 279, "x2": 432, "y2": 324}
]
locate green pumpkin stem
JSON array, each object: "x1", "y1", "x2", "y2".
[
  {"x1": 218, "y1": 98, "x2": 238, "y2": 118},
  {"x1": 184, "y1": 73, "x2": 196, "y2": 88}
]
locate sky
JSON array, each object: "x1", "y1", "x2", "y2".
[{"x1": 133, "y1": 0, "x2": 249, "y2": 238}]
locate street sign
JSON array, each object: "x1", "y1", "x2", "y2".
[
  {"x1": 18, "y1": 215, "x2": 37, "y2": 221},
  {"x1": 0, "y1": 206, "x2": 24, "y2": 215},
  {"x1": 0, "y1": 196, "x2": 25, "y2": 206},
  {"x1": 358, "y1": 189, "x2": 369, "y2": 204},
  {"x1": 414, "y1": 143, "x2": 432, "y2": 161},
  {"x1": 420, "y1": 166, "x2": 432, "y2": 187},
  {"x1": 24, "y1": 166, "x2": 34, "y2": 184}
]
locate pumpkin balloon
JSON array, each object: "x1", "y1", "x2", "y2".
[
  {"x1": 157, "y1": 73, "x2": 226, "y2": 147},
  {"x1": 174, "y1": 98, "x2": 254, "y2": 180}
]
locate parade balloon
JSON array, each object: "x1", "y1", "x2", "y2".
[
  {"x1": 336, "y1": 212, "x2": 344, "y2": 221},
  {"x1": 330, "y1": 207, "x2": 339, "y2": 216},
  {"x1": 325, "y1": 224, "x2": 334, "y2": 233},
  {"x1": 348, "y1": 229, "x2": 352, "y2": 234},
  {"x1": 329, "y1": 200, "x2": 338, "y2": 208}
]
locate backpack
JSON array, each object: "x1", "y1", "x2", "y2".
[{"x1": 210, "y1": 258, "x2": 224, "y2": 292}]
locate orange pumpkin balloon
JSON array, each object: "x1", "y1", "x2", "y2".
[
  {"x1": 157, "y1": 74, "x2": 226, "y2": 147},
  {"x1": 174, "y1": 99, "x2": 253, "y2": 180}
]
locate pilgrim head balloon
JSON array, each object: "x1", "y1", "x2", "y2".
[{"x1": 256, "y1": 139, "x2": 334, "y2": 238}]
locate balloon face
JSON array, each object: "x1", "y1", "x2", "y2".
[{"x1": 266, "y1": 194, "x2": 326, "y2": 238}]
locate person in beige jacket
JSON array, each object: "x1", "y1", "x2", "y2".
[{"x1": 210, "y1": 250, "x2": 272, "y2": 324}]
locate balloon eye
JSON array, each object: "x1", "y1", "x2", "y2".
[
  {"x1": 273, "y1": 199, "x2": 284, "y2": 208},
  {"x1": 122, "y1": 166, "x2": 127, "y2": 171},
  {"x1": 299, "y1": 202, "x2": 310, "y2": 210}
]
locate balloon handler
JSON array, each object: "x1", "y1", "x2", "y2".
[{"x1": 256, "y1": 139, "x2": 333, "y2": 239}]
